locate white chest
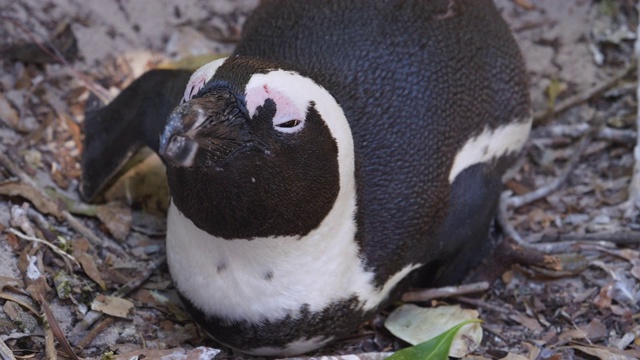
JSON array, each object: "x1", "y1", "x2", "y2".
[{"x1": 166, "y1": 199, "x2": 419, "y2": 324}]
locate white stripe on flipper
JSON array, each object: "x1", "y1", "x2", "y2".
[{"x1": 448, "y1": 119, "x2": 531, "y2": 183}]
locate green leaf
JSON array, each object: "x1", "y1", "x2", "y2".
[{"x1": 385, "y1": 319, "x2": 482, "y2": 360}]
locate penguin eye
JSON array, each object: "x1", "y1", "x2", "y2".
[
  {"x1": 273, "y1": 118, "x2": 305, "y2": 134},
  {"x1": 276, "y1": 119, "x2": 302, "y2": 128}
]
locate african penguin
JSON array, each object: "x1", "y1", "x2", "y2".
[{"x1": 81, "y1": 0, "x2": 531, "y2": 356}]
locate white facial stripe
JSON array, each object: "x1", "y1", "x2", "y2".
[
  {"x1": 182, "y1": 57, "x2": 228, "y2": 103},
  {"x1": 167, "y1": 70, "x2": 419, "y2": 326},
  {"x1": 245, "y1": 71, "x2": 311, "y2": 118},
  {"x1": 245, "y1": 70, "x2": 342, "y2": 134},
  {"x1": 448, "y1": 119, "x2": 532, "y2": 183},
  {"x1": 245, "y1": 83, "x2": 307, "y2": 133}
]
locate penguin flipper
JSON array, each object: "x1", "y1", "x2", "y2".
[{"x1": 81, "y1": 69, "x2": 192, "y2": 202}]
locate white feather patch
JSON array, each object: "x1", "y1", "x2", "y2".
[
  {"x1": 168, "y1": 204, "x2": 420, "y2": 323},
  {"x1": 181, "y1": 57, "x2": 228, "y2": 104},
  {"x1": 448, "y1": 119, "x2": 532, "y2": 183}
]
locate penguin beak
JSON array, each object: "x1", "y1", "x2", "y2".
[{"x1": 159, "y1": 90, "x2": 259, "y2": 168}]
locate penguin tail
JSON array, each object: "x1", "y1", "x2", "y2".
[{"x1": 81, "y1": 69, "x2": 192, "y2": 202}]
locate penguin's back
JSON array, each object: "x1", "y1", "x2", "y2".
[{"x1": 234, "y1": 0, "x2": 530, "y2": 284}]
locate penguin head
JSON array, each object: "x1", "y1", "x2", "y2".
[{"x1": 159, "y1": 57, "x2": 355, "y2": 240}]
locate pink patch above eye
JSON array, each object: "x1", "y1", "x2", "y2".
[
  {"x1": 246, "y1": 85, "x2": 305, "y2": 124},
  {"x1": 183, "y1": 77, "x2": 206, "y2": 103}
]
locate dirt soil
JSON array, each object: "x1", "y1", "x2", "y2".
[{"x1": 0, "y1": 1, "x2": 639, "y2": 359}]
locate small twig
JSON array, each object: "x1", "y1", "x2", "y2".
[
  {"x1": 0, "y1": 291, "x2": 39, "y2": 317},
  {"x1": 44, "y1": 321, "x2": 56, "y2": 360},
  {"x1": 0, "y1": 338, "x2": 17, "y2": 360},
  {"x1": 622, "y1": 15, "x2": 640, "y2": 217},
  {"x1": 70, "y1": 255, "x2": 166, "y2": 342},
  {"x1": 35, "y1": 292, "x2": 80, "y2": 360},
  {"x1": 75, "y1": 317, "x2": 114, "y2": 349},
  {"x1": 536, "y1": 124, "x2": 636, "y2": 145},
  {"x1": 507, "y1": 135, "x2": 591, "y2": 209},
  {"x1": 533, "y1": 61, "x2": 636, "y2": 125},
  {"x1": 497, "y1": 191, "x2": 526, "y2": 245},
  {"x1": 524, "y1": 240, "x2": 617, "y2": 254},
  {"x1": 539, "y1": 232, "x2": 640, "y2": 245},
  {"x1": 402, "y1": 282, "x2": 489, "y2": 303},
  {"x1": 455, "y1": 296, "x2": 512, "y2": 316},
  {"x1": 9, "y1": 228, "x2": 80, "y2": 268},
  {"x1": 1, "y1": 14, "x2": 111, "y2": 103},
  {"x1": 0, "y1": 151, "x2": 129, "y2": 258}
]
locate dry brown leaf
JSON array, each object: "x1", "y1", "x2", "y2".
[
  {"x1": 91, "y1": 295, "x2": 134, "y2": 318},
  {"x1": 499, "y1": 353, "x2": 529, "y2": 360},
  {"x1": 509, "y1": 314, "x2": 543, "y2": 332},
  {"x1": 593, "y1": 283, "x2": 613, "y2": 309},
  {"x1": 0, "y1": 95, "x2": 19, "y2": 127},
  {"x1": 630, "y1": 263, "x2": 640, "y2": 281},
  {"x1": 0, "y1": 182, "x2": 62, "y2": 219},
  {"x1": 0, "y1": 276, "x2": 24, "y2": 290},
  {"x1": 34, "y1": 291, "x2": 80, "y2": 360},
  {"x1": 583, "y1": 318, "x2": 607, "y2": 340},
  {"x1": 0, "y1": 337, "x2": 17, "y2": 360},
  {"x1": 570, "y1": 345, "x2": 636, "y2": 360},
  {"x1": 96, "y1": 201, "x2": 132, "y2": 241},
  {"x1": 75, "y1": 251, "x2": 107, "y2": 291},
  {"x1": 558, "y1": 327, "x2": 588, "y2": 343},
  {"x1": 513, "y1": 0, "x2": 535, "y2": 11}
]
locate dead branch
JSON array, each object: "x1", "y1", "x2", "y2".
[
  {"x1": 536, "y1": 124, "x2": 635, "y2": 145},
  {"x1": 35, "y1": 292, "x2": 80, "y2": 360},
  {"x1": 507, "y1": 135, "x2": 591, "y2": 209},
  {"x1": 402, "y1": 282, "x2": 489, "y2": 303},
  {"x1": 621, "y1": 19, "x2": 640, "y2": 217},
  {"x1": 539, "y1": 232, "x2": 640, "y2": 245},
  {"x1": 75, "y1": 317, "x2": 114, "y2": 350},
  {"x1": 0, "y1": 15, "x2": 111, "y2": 103},
  {"x1": 69, "y1": 255, "x2": 166, "y2": 344},
  {"x1": 0, "y1": 151, "x2": 128, "y2": 259},
  {"x1": 9, "y1": 228, "x2": 80, "y2": 268},
  {"x1": 455, "y1": 296, "x2": 512, "y2": 316},
  {"x1": 0, "y1": 338, "x2": 17, "y2": 360},
  {"x1": 533, "y1": 61, "x2": 636, "y2": 126}
]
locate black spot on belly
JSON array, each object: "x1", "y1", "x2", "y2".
[
  {"x1": 216, "y1": 263, "x2": 227, "y2": 274},
  {"x1": 264, "y1": 271, "x2": 274, "y2": 281}
]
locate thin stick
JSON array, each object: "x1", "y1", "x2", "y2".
[
  {"x1": 75, "y1": 317, "x2": 114, "y2": 349},
  {"x1": 1, "y1": 14, "x2": 111, "y2": 103},
  {"x1": 70, "y1": 255, "x2": 166, "y2": 339},
  {"x1": 0, "y1": 151, "x2": 129, "y2": 258},
  {"x1": 36, "y1": 292, "x2": 80, "y2": 360},
  {"x1": 9, "y1": 228, "x2": 80, "y2": 267},
  {"x1": 455, "y1": 296, "x2": 512, "y2": 316},
  {"x1": 533, "y1": 62, "x2": 636, "y2": 125},
  {"x1": 539, "y1": 232, "x2": 640, "y2": 245},
  {"x1": 402, "y1": 282, "x2": 489, "y2": 303},
  {"x1": 507, "y1": 135, "x2": 591, "y2": 209},
  {"x1": 0, "y1": 338, "x2": 17, "y2": 360},
  {"x1": 624, "y1": 13, "x2": 640, "y2": 216}
]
